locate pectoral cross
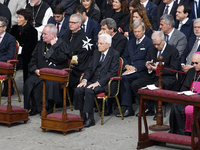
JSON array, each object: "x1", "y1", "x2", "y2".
[{"x1": 33, "y1": 21, "x2": 36, "y2": 27}]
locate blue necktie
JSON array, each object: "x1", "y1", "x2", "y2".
[
  {"x1": 100, "y1": 53, "x2": 105, "y2": 63},
  {"x1": 166, "y1": 34, "x2": 169, "y2": 43}
]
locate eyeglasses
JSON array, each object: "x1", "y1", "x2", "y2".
[
  {"x1": 192, "y1": 62, "x2": 200, "y2": 65},
  {"x1": 69, "y1": 21, "x2": 79, "y2": 24},
  {"x1": 0, "y1": 26, "x2": 4, "y2": 28},
  {"x1": 153, "y1": 40, "x2": 163, "y2": 46}
]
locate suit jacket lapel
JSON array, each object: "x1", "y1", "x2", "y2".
[{"x1": 99, "y1": 48, "x2": 112, "y2": 70}]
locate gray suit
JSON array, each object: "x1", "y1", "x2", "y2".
[{"x1": 168, "y1": 28, "x2": 187, "y2": 57}]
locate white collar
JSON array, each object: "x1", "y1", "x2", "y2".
[{"x1": 141, "y1": 0, "x2": 149, "y2": 8}]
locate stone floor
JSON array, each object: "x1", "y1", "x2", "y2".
[{"x1": 0, "y1": 70, "x2": 190, "y2": 150}]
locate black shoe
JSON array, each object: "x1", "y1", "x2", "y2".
[
  {"x1": 153, "y1": 113, "x2": 157, "y2": 121},
  {"x1": 135, "y1": 109, "x2": 155, "y2": 117},
  {"x1": 116, "y1": 109, "x2": 135, "y2": 117},
  {"x1": 83, "y1": 119, "x2": 95, "y2": 128},
  {"x1": 104, "y1": 107, "x2": 113, "y2": 116},
  {"x1": 145, "y1": 109, "x2": 155, "y2": 116}
]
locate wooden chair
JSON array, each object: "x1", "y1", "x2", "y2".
[
  {"x1": 39, "y1": 68, "x2": 83, "y2": 135},
  {"x1": 0, "y1": 40, "x2": 21, "y2": 105},
  {"x1": 94, "y1": 57, "x2": 124, "y2": 125},
  {"x1": 53, "y1": 59, "x2": 73, "y2": 112},
  {"x1": 0, "y1": 62, "x2": 29, "y2": 127}
]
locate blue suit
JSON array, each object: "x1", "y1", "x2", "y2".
[
  {"x1": 47, "y1": 16, "x2": 70, "y2": 38},
  {"x1": 120, "y1": 36, "x2": 153, "y2": 108},
  {"x1": 181, "y1": 35, "x2": 200, "y2": 64},
  {"x1": 0, "y1": 32, "x2": 16, "y2": 62},
  {"x1": 146, "y1": 1, "x2": 157, "y2": 26},
  {"x1": 175, "y1": 19, "x2": 194, "y2": 41},
  {"x1": 85, "y1": 18, "x2": 101, "y2": 45}
]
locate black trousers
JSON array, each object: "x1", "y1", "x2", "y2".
[{"x1": 73, "y1": 83, "x2": 105, "y2": 114}]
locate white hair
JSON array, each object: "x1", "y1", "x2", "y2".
[{"x1": 99, "y1": 33, "x2": 112, "y2": 45}]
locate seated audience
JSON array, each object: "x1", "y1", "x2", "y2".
[
  {"x1": 104, "y1": 0, "x2": 130, "y2": 34},
  {"x1": 73, "y1": 4, "x2": 101, "y2": 46},
  {"x1": 62, "y1": 14, "x2": 94, "y2": 101},
  {"x1": 99, "y1": 18, "x2": 127, "y2": 56},
  {"x1": 74, "y1": 33, "x2": 119, "y2": 127},
  {"x1": 10, "y1": 8, "x2": 38, "y2": 84},
  {"x1": 24, "y1": 24, "x2": 70, "y2": 116},
  {"x1": 181, "y1": 18, "x2": 200, "y2": 73},
  {"x1": 116, "y1": 20, "x2": 153, "y2": 117},
  {"x1": 0, "y1": 16, "x2": 16, "y2": 96},
  {"x1": 170, "y1": 52, "x2": 200, "y2": 135},
  {"x1": 48, "y1": 4, "x2": 70, "y2": 38},
  {"x1": 175, "y1": 3, "x2": 194, "y2": 41},
  {"x1": 130, "y1": 31, "x2": 179, "y2": 119},
  {"x1": 159, "y1": 14, "x2": 187, "y2": 57},
  {"x1": 26, "y1": 0, "x2": 53, "y2": 40},
  {"x1": 127, "y1": 8, "x2": 153, "y2": 39},
  {"x1": 81, "y1": 0, "x2": 101, "y2": 23}
]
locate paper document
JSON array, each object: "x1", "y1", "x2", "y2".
[{"x1": 141, "y1": 84, "x2": 159, "y2": 90}]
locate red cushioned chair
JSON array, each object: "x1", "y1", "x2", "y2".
[
  {"x1": 0, "y1": 61, "x2": 29, "y2": 127},
  {"x1": 94, "y1": 57, "x2": 124, "y2": 125},
  {"x1": 39, "y1": 68, "x2": 83, "y2": 135},
  {"x1": 0, "y1": 41, "x2": 21, "y2": 105}
]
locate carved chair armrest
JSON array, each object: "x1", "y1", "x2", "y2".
[
  {"x1": 7, "y1": 59, "x2": 19, "y2": 64},
  {"x1": 62, "y1": 68, "x2": 72, "y2": 73}
]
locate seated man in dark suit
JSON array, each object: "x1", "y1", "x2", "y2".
[
  {"x1": 181, "y1": 18, "x2": 200, "y2": 73},
  {"x1": 47, "y1": 4, "x2": 70, "y2": 38},
  {"x1": 73, "y1": 4, "x2": 101, "y2": 46},
  {"x1": 175, "y1": 3, "x2": 194, "y2": 41},
  {"x1": 131, "y1": 31, "x2": 179, "y2": 119},
  {"x1": 99, "y1": 18, "x2": 127, "y2": 56},
  {"x1": 24, "y1": 24, "x2": 70, "y2": 115},
  {"x1": 73, "y1": 33, "x2": 119, "y2": 128},
  {"x1": 116, "y1": 20, "x2": 153, "y2": 117},
  {"x1": 0, "y1": 16, "x2": 16, "y2": 96}
]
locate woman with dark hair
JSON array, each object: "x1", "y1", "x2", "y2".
[
  {"x1": 103, "y1": 0, "x2": 130, "y2": 34},
  {"x1": 81, "y1": 0, "x2": 101, "y2": 23},
  {"x1": 127, "y1": 8, "x2": 153, "y2": 39},
  {"x1": 10, "y1": 8, "x2": 38, "y2": 84}
]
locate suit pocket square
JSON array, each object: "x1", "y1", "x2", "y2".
[{"x1": 140, "y1": 48, "x2": 145, "y2": 50}]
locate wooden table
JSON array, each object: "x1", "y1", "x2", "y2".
[{"x1": 137, "y1": 88, "x2": 200, "y2": 150}]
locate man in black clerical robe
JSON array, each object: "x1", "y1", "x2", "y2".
[
  {"x1": 24, "y1": 24, "x2": 70, "y2": 115},
  {"x1": 170, "y1": 52, "x2": 200, "y2": 135},
  {"x1": 62, "y1": 14, "x2": 94, "y2": 101}
]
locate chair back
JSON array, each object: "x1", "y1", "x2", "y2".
[
  {"x1": 118, "y1": 57, "x2": 123, "y2": 77},
  {"x1": 12, "y1": 41, "x2": 20, "y2": 78}
]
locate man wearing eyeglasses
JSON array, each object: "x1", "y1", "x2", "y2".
[
  {"x1": 62, "y1": 14, "x2": 94, "y2": 102},
  {"x1": 181, "y1": 18, "x2": 200, "y2": 73},
  {"x1": 131, "y1": 31, "x2": 179, "y2": 120},
  {"x1": 170, "y1": 52, "x2": 200, "y2": 135},
  {"x1": 0, "y1": 16, "x2": 16, "y2": 96}
]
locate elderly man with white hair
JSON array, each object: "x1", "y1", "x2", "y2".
[{"x1": 73, "y1": 33, "x2": 119, "y2": 128}]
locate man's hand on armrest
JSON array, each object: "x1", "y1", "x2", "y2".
[{"x1": 34, "y1": 69, "x2": 40, "y2": 76}]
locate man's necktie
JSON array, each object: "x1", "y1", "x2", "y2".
[
  {"x1": 157, "y1": 50, "x2": 162, "y2": 58},
  {"x1": 57, "y1": 23, "x2": 60, "y2": 37},
  {"x1": 164, "y1": 5, "x2": 169, "y2": 14},
  {"x1": 4, "y1": 0, "x2": 9, "y2": 6},
  {"x1": 136, "y1": 39, "x2": 140, "y2": 45},
  {"x1": 166, "y1": 34, "x2": 169, "y2": 43},
  {"x1": 99, "y1": 53, "x2": 105, "y2": 63},
  {"x1": 186, "y1": 38, "x2": 200, "y2": 65},
  {"x1": 82, "y1": 24, "x2": 86, "y2": 32}
]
